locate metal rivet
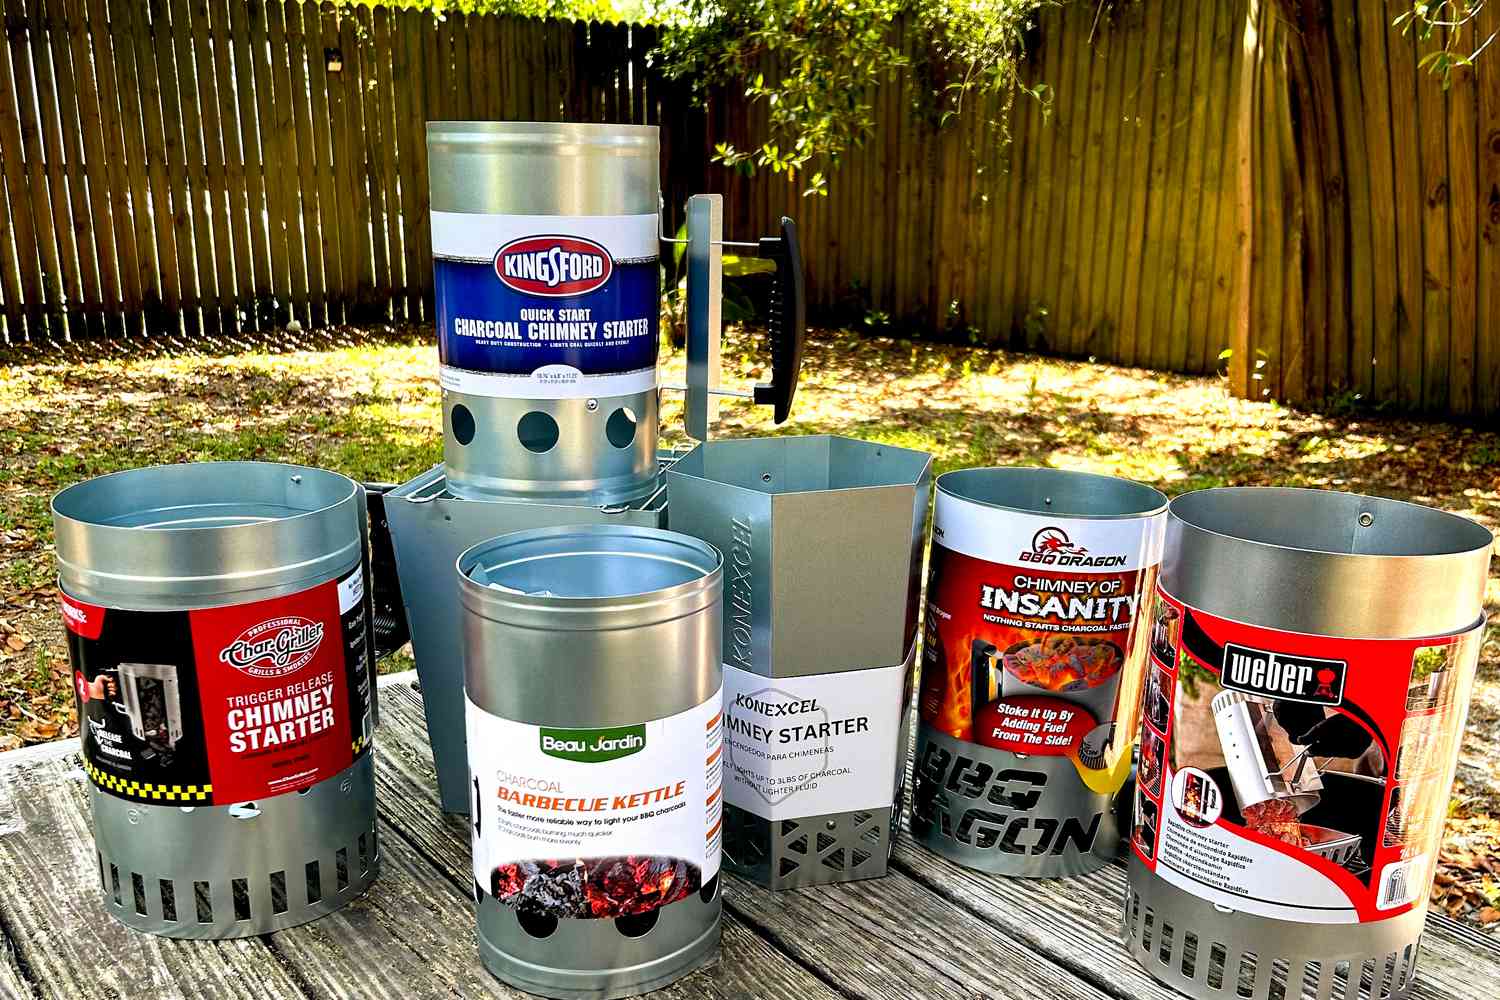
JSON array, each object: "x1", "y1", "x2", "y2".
[
  {"x1": 126, "y1": 808, "x2": 142, "y2": 825},
  {"x1": 762, "y1": 473, "x2": 772, "y2": 482},
  {"x1": 340, "y1": 778, "x2": 353, "y2": 795},
  {"x1": 1358, "y1": 512, "x2": 1374, "y2": 527},
  {"x1": 1044, "y1": 497, "x2": 1053, "y2": 506},
  {"x1": 585, "y1": 398, "x2": 599, "y2": 412},
  {"x1": 290, "y1": 475, "x2": 303, "y2": 485}
]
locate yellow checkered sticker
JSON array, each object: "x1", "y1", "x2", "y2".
[{"x1": 84, "y1": 761, "x2": 212, "y2": 803}]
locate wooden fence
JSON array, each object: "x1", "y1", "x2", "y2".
[
  {"x1": 1, "y1": 1, "x2": 1496, "y2": 417},
  {"x1": 0, "y1": 0, "x2": 695, "y2": 341}
]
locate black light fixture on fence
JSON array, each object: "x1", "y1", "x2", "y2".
[{"x1": 325, "y1": 47, "x2": 343, "y2": 73}]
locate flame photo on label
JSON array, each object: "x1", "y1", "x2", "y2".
[
  {"x1": 218, "y1": 616, "x2": 326, "y2": 679},
  {"x1": 494, "y1": 235, "x2": 613, "y2": 297}
]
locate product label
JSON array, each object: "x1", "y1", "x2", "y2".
[
  {"x1": 919, "y1": 493, "x2": 1165, "y2": 768},
  {"x1": 468, "y1": 690, "x2": 722, "y2": 919},
  {"x1": 1130, "y1": 584, "x2": 1484, "y2": 924},
  {"x1": 722, "y1": 659, "x2": 910, "y2": 820},
  {"x1": 432, "y1": 212, "x2": 659, "y2": 400},
  {"x1": 63, "y1": 568, "x2": 375, "y2": 805}
]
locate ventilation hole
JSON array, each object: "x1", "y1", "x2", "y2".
[
  {"x1": 232, "y1": 878, "x2": 251, "y2": 921},
  {"x1": 517, "y1": 411, "x2": 559, "y2": 453},
  {"x1": 194, "y1": 881, "x2": 212, "y2": 923},
  {"x1": 779, "y1": 820, "x2": 800, "y2": 836},
  {"x1": 1269, "y1": 959, "x2": 1289, "y2": 1000},
  {"x1": 698, "y1": 874, "x2": 719, "y2": 903},
  {"x1": 851, "y1": 810, "x2": 872, "y2": 825},
  {"x1": 109, "y1": 864, "x2": 121, "y2": 906},
  {"x1": 605, "y1": 407, "x2": 637, "y2": 448},
  {"x1": 1158, "y1": 922, "x2": 1174, "y2": 965},
  {"x1": 786, "y1": 835, "x2": 808, "y2": 855},
  {"x1": 270, "y1": 871, "x2": 288, "y2": 915},
  {"x1": 1359, "y1": 959, "x2": 1376, "y2": 997},
  {"x1": 451, "y1": 403, "x2": 476, "y2": 446},
  {"x1": 816, "y1": 832, "x2": 836, "y2": 853},
  {"x1": 97, "y1": 851, "x2": 106, "y2": 890},
  {"x1": 358, "y1": 832, "x2": 369, "y2": 874},
  {"x1": 1207, "y1": 944, "x2": 1228, "y2": 991},
  {"x1": 1303, "y1": 960, "x2": 1323, "y2": 998},
  {"x1": 1181, "y1": 932, "x2": 1199, "y2": 978},
  {"x1": 860, "y1": 823, "x2": 882, "y2": 844},
  {"x1": 297, "y1": 787, "x2": 311, "y2": 795},
  {"x1": 615, "y1": 909, "x2": 659, "y2": 938},
  {"x1": 517, "y1": 908, "x2": 558, "y2": 938},
  {"x1": 1400, "y1": 944, "x2": 1417, "y2": 985},
  {"x1": 475, "y1": 880, "x2": 486, "y2": 904},
  {"x1": 159, "y1": 879, "x2": 176, "y2": 922},
  {"x1": 370, "y1": 825, "x2": 379, "y2": 863},
  {"x1": 1142, "y1": 910, "x2": 1154, "y2": 952},
  {"x1": 1380, "y1": 953, "x2": 1396, "y2": 996},
  {"x1": 1236, "y1": 951, "x2": 1258, "y2": 998},
  {"x1": 1331, "y1": 960, "x2": 1350, "y2": 1000},
  {"x1": 130, "y1": 873, "x2": 147, "y2": 915},
  {"x1": 336, "y1": 847, "x2": 350, "y2": 890},
  {"x1": 821, "y1": 848, "x2": 846, "y2": 871},
  {"x1": 778, "y1": 857, "x2": 799, "y2": 877},
  {"x1": 852, "y1": 848, "x2": 872, "y2": 868},
  {"x1": 305, "y1": 861, "x2": 323, "y2": 904}
]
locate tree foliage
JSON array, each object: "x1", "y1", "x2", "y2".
[
  {"x1": 1394, "y1": 1, "x2": 1497, "y2": 86},
  {"x1": 650, "y1": 0, "x2": 1051, "y2": 195}
]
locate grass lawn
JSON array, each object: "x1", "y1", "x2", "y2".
[{"x1": 2, "y1": 322, "x2": 1498, "y2": 928}]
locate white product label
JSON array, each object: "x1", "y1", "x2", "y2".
[
  {"x1": 722, "y1": 662, "x2": 907, "y2": 819},
  {"x1": 467, "y1": 690, "x2": 722, "y2": 919}
]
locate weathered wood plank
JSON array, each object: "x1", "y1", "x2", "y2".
[
  {"x1": 1416, "y1": 24, "x2": 1453, "y2": 413},
  {"x1": 206, "y1": 0, "x2": 251, "y2": 333},
  {"x1": 1186, "y1": 0, "x2": 1235, "y2": 374},
  {"x1": 267, "y1": 0, "x2": 310, "y2": 328},
  {"x1": 0, "y1": 138, "x2": 25, "y2": 342},
  {"x1": 1445, "y1": 18, "x2": 1479, "y2": 417},
  {"x1": 1116, "y1": 0, "x2": 1165, "y2": 367},
  {"x1": 127, "y1": 0, "x2": 184, "y2": 332},
  {"x1": 27, "y1": 0, "x2": 86, "y2": 336},
  {"x1": 305, "y1": 0, "x2": 343, "y2": 324},
  {"x1": 1165, "y1": 0, "x2": 1210, "y2": 375},
  {"x1": 341, "y1": 5, "x2": 376, "y2": 318},
  {"x1": 1327, "y1": 0, "x2": 1372, "y2": 396},
  {"x1": 184, "y1": 0, "x2": 233, "y2": 337},
  {"x1": 1379, "y1": 3, "x2": 1420, "y2": 407},
  {"x1": 41, "y1": 0, "x2": 105, "y2": 338},
  {"x1": 166, "y1": 0, "x2": 222, "y2": 335},
  {"x1": 373, "y1": 6, "x2": 405, "y2": 318},
  {"x1": 61, "y1": 0, "x2": 124, "y2": 337},
  {"x1": 247, "y1": 0, "x2": 291, "y2": 324},
  {"x1": 226, "y1": 0, "x2": 272, "y2": 328},
  {"x1": 286, "y1": 0, "x2": 328, "y2": 328},
  {"x1": 1478, "y1": 0, "x2": 1500, "y2": 416},
  {"x1": 1069, "y1": 8, "x2": 1114, "y2": 357},
  {"x1": 1140, "y1": 0, "x2": 1186, "y2": 371},
  {"x1": 0, "y1": 750, "x2": 308, "y2": 999},
  {"x1": 396, "y1": 8, "x2": 429, "y2": 311},
  {"x1": 0, "y1": 7, "x2": 48, "y2": 337}
]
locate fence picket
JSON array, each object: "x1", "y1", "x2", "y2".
[
  {"x1": 0, "y1": 6, "x2": 48, "y2": 337},
  {"x1": 63, "y1": 0, "x2": 124, "y2": 336},
  {"x1": 286, "y1": 0, "x2": 327, "y2": 327}
]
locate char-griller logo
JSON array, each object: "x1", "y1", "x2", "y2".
[
  {"x1": 1018, "y1": 527, "x2": 1126, "y2": 568},
  {"x1": 494, "y1": 235, "x2": 612, "y2": 297},
  {"x1": 219, "y1": 617, "x2": 326, "y2": 678},
  {"x1": 1221, "y1": 642, "x2": 1347, "y2": 706}
]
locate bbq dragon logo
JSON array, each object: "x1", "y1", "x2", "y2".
[
  {"x1": 495, "y1": 235, "x2": 613, "y2": 297},
  {"x1": 219, "y1": 617, "x2": 325, "y2": 678},
  {"x1": 1018, "y1": 527, "x2": 1127, "y2": 567}
]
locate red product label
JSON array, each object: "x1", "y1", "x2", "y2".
[
  {"x1": 1130, "y1": 583, "x2": 1483, "y2": 924},
  {"x1": 919, "y1": 546, "x2": 1149, "y2": 756},
  {"x1": 189, "y1": 582, "x2": 354, "y2": 802},
  {"x1": 65, "y1": 568, "x2": 374, "y2": 806}
]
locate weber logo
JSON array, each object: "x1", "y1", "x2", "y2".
[
  {"x1": 1220, "y1": 642, "x2": 1346, "y2": 705},
  {"x1": 495, "y1": 235, "x2": 612, "y2": 297},
  {"x1": 540, "y1": 724, "x2": 646, "y2": 763},
  {"x1": 219, "y1": 617, "x2": 325, "y2": 678}
]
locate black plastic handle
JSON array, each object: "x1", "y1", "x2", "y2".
[{"x1": 752, "y1": 217, "x2": 806, "y2": 424}]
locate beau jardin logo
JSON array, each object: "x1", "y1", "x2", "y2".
[{"x1": 539, "y1": 724, "x2": 646, "y2": 763}]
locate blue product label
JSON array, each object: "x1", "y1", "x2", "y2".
[{"x1": 431, "y1": 213, "x2": 659, "y2": 400}]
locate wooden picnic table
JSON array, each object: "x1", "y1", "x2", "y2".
[{"x1": 2, "y1": 673, "x2": 1497, "y2": 1000}]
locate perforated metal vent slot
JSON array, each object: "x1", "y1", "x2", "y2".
[
  {"x1": 1122, "y1": 878, "x2": 1423, "y2": 1000},
  {"x1": 723, "y1": 804, "x2": 897, "y2": 889}
]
